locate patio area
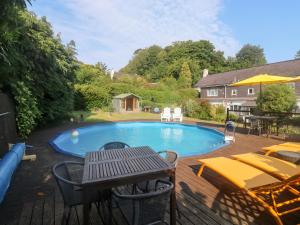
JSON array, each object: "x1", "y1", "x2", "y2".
[{"x1": 0, "y1": 121, "x2": 299, "y2": 225}]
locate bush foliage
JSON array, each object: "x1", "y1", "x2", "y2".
[
  {"x1": 11, "y1": 81, "x2": 41, "y2": 137},
  {"x1": 0, "y1": 3, "x2": 77, "y2": 137},
  {"x1": 256, "y1": 84, "x2": 297, "y2": 112},
  {"x1": 121, "y1": 41, "x2": 267, "y2": 84}
]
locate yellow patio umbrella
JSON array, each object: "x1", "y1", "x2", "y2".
[
  {"x1": 289, "y1": 76, "x2": 300, "y2": 82},
  {"x1": 230, "y1": 74, "x2": 293, "y2": 87},
  {"x1": 230, "y1": 74, "x2": 294, "y2": 108}
]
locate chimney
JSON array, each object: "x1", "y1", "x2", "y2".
[{"x1": 203, "y1": 69, "x2": 208, "y2": 78}]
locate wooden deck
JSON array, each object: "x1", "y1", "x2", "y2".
[{"x1": 0, "y1": 121, "x2": 299, "y2": 225}]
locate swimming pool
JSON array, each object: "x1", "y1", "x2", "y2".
[{"x1": 50, "y1": 122, "x2": 227, "y2": 158}]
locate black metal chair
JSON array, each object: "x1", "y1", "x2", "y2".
[
  {"x1": 248, "y1": 118, "x2": 262, "y2": 135},
  {"x1": 99, "y1": 141, "x2": 130, "y2": 150},
  {"x1": 52, "y1": 161, "x2": 109, "y2": 225},
  {"x1": 136, "y1": 150, "x2": 181, "y2": 218},
  {"x1": 113, "y1": 180, "x2": 173, "y2": 225},
  {"x1": 136, "y1": 151, "x2": 177, "y2": 190}
]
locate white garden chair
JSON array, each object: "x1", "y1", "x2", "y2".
[
  {"x1": 172, "y1": 107, "x2": 183, "y2": 122},
  {"x1": 160, "y1": 107, "x2": 171, "y2": 122}
]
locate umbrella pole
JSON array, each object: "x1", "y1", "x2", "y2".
[{"x1": 259, "y1": 83, "x2": 262, "y2": 111}]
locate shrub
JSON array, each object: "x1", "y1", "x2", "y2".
[
  {"x1": 210, "y1": 105, "x2": 226, "y2": 122},
  {"x1": 213, "y1": 114, "x2": 226, "y2": 122},
  {"x1": 11, "y1": 81, "x2": 41, "y2": 138},
  {"x1": 183, "y1": 99, "x2": 198, "y2": 117},
  {"x1": 74, "y1": 84, "x2": 111, "y2": 110},
  {"x1": 256, "y1": 84, "x2": 297, "y2": 112},
  {"x1": 197, "y1": 100, "x2": 213, "y2": 120},
  {"x1": 183, "y1": 99, "x2": 212, "y2": 120},
  {"x1": 228, "y1": 113, "x2": 239, "y2": 121},
  {"x1": 215, "y1": 105, "x2": 225, "y2": 115}
]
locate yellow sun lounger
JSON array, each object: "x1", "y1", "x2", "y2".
[
  {"x1": 263, "y1": 142, "x2": 300, "y2": 155},
  {"x1": 197, "y1": 157, "x2": 300, "y2": 225},
  {"x1": 279, "y1": 142, "x2": 300, "y2": 148},
  {"x1": 232, "y1": 153, "x2": 300, "y2": 180}
]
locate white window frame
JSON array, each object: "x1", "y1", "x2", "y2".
[
  {"x1": 248, "y1": 88, "x2": 255, "y2": 95},
  {"x1": 207, "y1": 89, "x2": 218, "y2": 97},
  {"x1": 231, "y1": 89, "x2": 237, "y2": 96}
]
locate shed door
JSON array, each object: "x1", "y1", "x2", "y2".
[{"x1": 126, "y1": 97, "x2": 133, "y2": 111}]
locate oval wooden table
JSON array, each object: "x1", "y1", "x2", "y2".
[{"x1": 82, "y1": 146, "x2": 176, "y2": 225}]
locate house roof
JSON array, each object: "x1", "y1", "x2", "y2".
[
  {"x1": 113, "y1": 93, "x2": 141, "y2": 99},
  {"x1": 195, "y1": 59, "x2": 300, "y2": 88}
]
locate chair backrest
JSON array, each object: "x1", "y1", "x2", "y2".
[
  {"x1": 250, "y1": 118, "x2": 260, "y2": 126},
  {"x1": 163, "y1": 107, "x2": 171, "y2": 115},
  {"x1": 113, "y1": 181, "x2": 173, "y2": 225},
  {"x1": 158, "y1": 150, "x2": 178, "y2": 167},
  {"x1": 174, "y1": 107, "x2": 182, "y2": 115},
  {"x1": 52, "y1": 161, "x2": 83, "y2": 206},
  {"x1": 99, "y1": 142, "x2": 130, "y2": 151}
]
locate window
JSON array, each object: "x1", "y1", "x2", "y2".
[
  {"x1": 248, "y1": 88, "x2": 255, "y2": 95},
  {"x1": 207, "y1": 89, "x2": 218, "y2": 97},
  {"x1": 230, "y1": 105, "x2": 239, "y2": 111},
  {"x1": 231, "y1": 89, "x2": 237, "y2": 96}
]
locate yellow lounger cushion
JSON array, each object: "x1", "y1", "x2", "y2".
[
  {"x1": 262, "y1": 144, "x2": 300, "y2": 153},
  {"x1": 232, "y1": 153, "x2": 300, "y2": 180},
  {"x1": 198, "y1": 157, "x2": 279, "y2": 189},
  {"x1": 280, "y1": 142, "x2": 300, "y2": 148}
]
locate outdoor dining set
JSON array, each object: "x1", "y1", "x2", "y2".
[
  {"x1": 245, "y1": 115, "x2": 279, "y2": 136},
  {"x1": 52, "y1": 142, "x2": 178, "y2": 225}
]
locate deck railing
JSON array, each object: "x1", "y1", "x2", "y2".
[{"x1": 226, "y1": 109, "x2": 300, "y2": 121}]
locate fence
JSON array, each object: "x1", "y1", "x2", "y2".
[
  {"x1": 226, "y1": 108, "x2": 300, "y2": 121},
  {"x1": 0, "y1": 93, "x2": 17, "y2": 157},
  {"x1": 226, "y1": 108, "x2": 300, "y2": 129}
]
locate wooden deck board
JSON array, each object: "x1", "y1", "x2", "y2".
[{"x1": 0, "y1": 121, "x2": 299, "y2": 225}]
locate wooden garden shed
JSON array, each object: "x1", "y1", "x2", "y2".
[{"x1": 112, "y1": 93, "x2": 141, "y2": 112}]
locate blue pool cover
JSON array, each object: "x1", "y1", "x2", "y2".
[
  {"x1": 0, "y1": 143, "x2": 25, "y2": 203},
  {"x1": 50, "y1": 122, "x2": 227, "y2": 158}
]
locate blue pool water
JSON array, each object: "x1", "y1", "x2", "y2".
[{"x1": 50, "y1": 122, "x2": 227, "y2": 158}]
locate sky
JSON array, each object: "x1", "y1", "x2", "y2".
[{"x1": 30, "y1": 0, "x2": 300, "y2": 70}]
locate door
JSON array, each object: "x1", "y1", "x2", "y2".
[{"x1": 126, "y1": 97, "x2": 133, "y2": 111}]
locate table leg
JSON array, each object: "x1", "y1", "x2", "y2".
[
  {"x1": 83, "y1": 188, "x2": 90, "y2": 225},
  {"x1": 83, "y1": 202, "x2": 90, "y2": 225},
  {"x1": 108, "y1": 190, "x2": 113, "y2": 225},
  {"x1": 170, "y1": 171, "x2": 176, "y2": 225}
]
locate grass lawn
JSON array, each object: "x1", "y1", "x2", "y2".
[{"x1": 72, "y1": 110, "x2": 224, "y2": 125}]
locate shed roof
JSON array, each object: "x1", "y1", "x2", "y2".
[
  {"x1": 113, "y1": 93, "x2": 141, "y2": 99},
  {"x1": 195, "y1": 59, "x2": 300, "y2": 88}
]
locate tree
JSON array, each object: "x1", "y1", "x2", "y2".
[
  {"x1": 121, "y1": 45, "x2": 162, "y2": 75},
  {"x1": 0, "y1": 7, "x2": 77, "y2": 137},
  {"x1": 0, "y1": 0, "x2": 30, "y2": 66},
  {"x1": 256, "y1": 84, "x2": 296, "y2": 112},
  {"x1": 236, "y1": 44, "x2": 267, "y2": 68},
  {"x1": 295, "y1": 50, "x2": 300, "y2": 59},
  {"x1": 178, "y1": 62, "x2": 192, "y2": 88},
  {"x1": 66, "y1": 40, "x2": 77, "y2": 57},
  {"x1": 75, "y1": 63, "x2": 108, "y2": 84},
  {"x1": 121, "y1": 40, "x2": 229, "y2": 81}
]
